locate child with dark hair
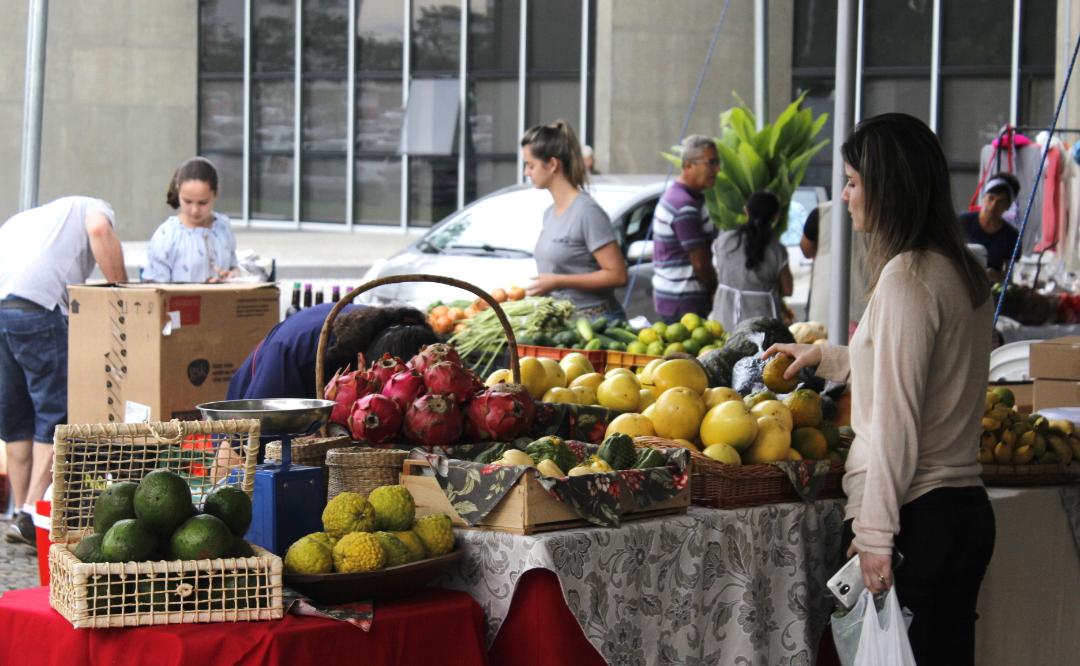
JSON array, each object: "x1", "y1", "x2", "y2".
[
  {"x1": 708, "y1": 190, "x2": 793, "y2": 330},
  {"x1": 227, "y1": 303, "x2": 438, "y2": 401},
  {"x1": 143, "y1": 156, "x2": 238, "y2": 283}
]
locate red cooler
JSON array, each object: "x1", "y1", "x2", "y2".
[{"x1": 34, "y1": 500, "x2": 50, "y2": 586}]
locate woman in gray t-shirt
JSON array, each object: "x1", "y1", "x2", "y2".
[{"x1": 521, "y1": 120, "x2": 628, "y2": 319}]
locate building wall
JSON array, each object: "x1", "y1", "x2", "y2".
[
  {"x1": 0, "y1": 0, "x2": 198, "y2": 241},
  {"x1": 594, "y1": 0, "x2": 793, "y2": 175}
]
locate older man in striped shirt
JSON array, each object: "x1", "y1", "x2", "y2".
[{"x1": 651, "y1": 135, "x2": 719, "y2": 322}]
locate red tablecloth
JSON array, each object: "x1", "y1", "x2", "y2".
[{"x1": 0, "y1": 586, "x2": 488, "y2": 666}]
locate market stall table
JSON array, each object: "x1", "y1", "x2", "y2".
[
  {"x1": 444, "y1": 502, "x2": 846, "y2": 665},
  {"x1": 0, "y1": 586, "x2": 488, "y2": 666}
]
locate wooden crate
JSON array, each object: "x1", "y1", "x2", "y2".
[{"x1": 401, "y1": 460, "x2": 689, "y2": 535}]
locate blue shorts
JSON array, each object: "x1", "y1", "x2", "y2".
[{"x1": 0, "y1": 300, "x2": 68, "y2": 443}]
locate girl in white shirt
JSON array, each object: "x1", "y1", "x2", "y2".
[{"x1": 143, "y1": 157, "x2": 238, "y2": 283}]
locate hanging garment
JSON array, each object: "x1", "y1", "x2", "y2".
[
  {"x1": 1036, "y1": 144, "x2": 1066, "y2": 253},
  {"x1": 978, "y1": 135, "x2": 1045, "y2": 256}
]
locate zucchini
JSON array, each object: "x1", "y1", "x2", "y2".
[
  {"x1": 605, "y1": 328, "x2": 638, "y2": 344},
  {"x1": 575, "y1": 317, "x2": 595, "y2": 342}
]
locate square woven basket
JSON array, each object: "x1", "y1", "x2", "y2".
[{"x1": 49, "y1": 419, "x2": 284, "y2": 628}]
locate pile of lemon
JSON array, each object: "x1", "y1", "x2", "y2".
[{"x1": 629, "y1": 313, "x2": 725, "y2": 357}]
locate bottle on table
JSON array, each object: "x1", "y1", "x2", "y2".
[
  {"x1": 314, "y1": 284, "x2": 325, "y2": 306},
  {"x1": 285, "y1": 282, "x2": 302, "y2": 318},
  {"x1": 302, "y1": 283, "x2": 314, "y2": 309},
  {"x1": 331, "y1": 285, "x2": 341, "y2": 303}
]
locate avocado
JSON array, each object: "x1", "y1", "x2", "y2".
[
  {"x1": 101, "y1": 519, "x2": 159, "y2": 563},
  {"x1": 133, "y1": 469, "x2": 195, "y2": 538},
  {"x1": 168, "y1": 514, "x2": 234, "y2": 560},
  {"x1": 202, "y1": 486, "x2": 253, "y2": 537},
  {"x1": 231, "y1": 536, "x2": 256, "y2": 558},
  {"x1": 93, "y1": 481, "x2": 138, "y2": 534},
  {"x1": 73, "y1": 533, "x2": 108, "y2": 563}
]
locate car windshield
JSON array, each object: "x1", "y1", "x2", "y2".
[{"x1": 422, "y1": 188, "x2": 553, "y2": 254}]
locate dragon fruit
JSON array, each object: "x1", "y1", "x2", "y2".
[
  {"x1": 403, "y1": 393, "x2": 463, "y2": 447},
  {"x1": 407, "y1": 343, "x2": 463, "y2": 375},
  {"x1": 369, "y1": 353, "x2": 407, "y2": 388},
  {"x1": 324, "y1": 365, "x2": 376, "y2": 426},
  {"x1": 381, "y1": 369, "x2": 427, "y2": 410},
  {"x1": 423, "y1": 361, "x2": 477, "y2": 404},
  {"x1": 465, "y1": 383, "x2": 536, "y2": 441},
  {"x1": 348, "y1": 393, "x2": 403, "y2": 445}
]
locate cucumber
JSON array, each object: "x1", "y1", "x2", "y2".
[
  {"x1": 590, "y1": 317, "x2": 608, "y2": 333},
  {"x1": 584, "y1": 338, "x2": 602, "y2": 351},
  {"x1": 594, "y1": 333, "x2": 617, "y2": 347},
  {"x1": 605, "y1": 341, "x2": 627, "y2": 351},
  {"x1": 605, "y1": 328, "x2": 638, "y2": 344},
  {"x1": 575, "y1": 317, "x2": 595, "y2": 342},
  {"x1": 553, "y1": 330, "x2": 578, "y2": 346}
]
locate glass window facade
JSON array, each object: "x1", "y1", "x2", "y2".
[{"x1": 197, "y1": 0, "x2": 592, "y2": 229}]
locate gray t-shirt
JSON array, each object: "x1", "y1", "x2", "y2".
[
  {"x1": 0, "y1": 196, "x2": 116, "y2": 314},
  {"x1": 533, "y1": 192, "x2": 617, "y2": 309},
  {"x1": 709, "y1": 230, "x2": 788, "y2": 331}
]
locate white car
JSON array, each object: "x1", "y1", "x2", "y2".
[{"x1": 359, "y1": 175, "x2": 824, "y2": 320}]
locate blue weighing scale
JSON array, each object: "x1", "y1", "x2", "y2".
[{"x1": 197, "y1": 398, "x2": 332, "y2": 555}]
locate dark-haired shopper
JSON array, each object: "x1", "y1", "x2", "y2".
[
  {"x1": 226, "y1": 304, "x2": 438, "y2": 401},
  {"x1": 708, "y1": 190, "x2": 792, "y2": 331},
  {"x1": 766, "y1": 113, "x2": 995, "y2": 666},
  {"x1": 142, "y1": 156, "x2": 238, "y2": 283},
  {"x1": 520, "y1": 119, "x2": 628, "y2": 320}
]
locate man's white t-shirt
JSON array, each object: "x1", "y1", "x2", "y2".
[{"x1": 0, "y1": 196, "x2": 116, "y2": 314}]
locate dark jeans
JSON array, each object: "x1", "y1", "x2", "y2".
[{"x1": 842, "y1": 486, "x2": 995, "y2": 666}]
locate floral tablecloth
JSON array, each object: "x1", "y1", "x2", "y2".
[{"x1": 441, "y1": 502, "x2": 845, "y2": 666}]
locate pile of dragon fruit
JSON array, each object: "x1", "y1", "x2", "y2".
[{"x1": 323, "y1": 343, "x2": 536, "y2": 448}]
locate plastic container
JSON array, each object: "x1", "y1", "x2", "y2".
[{"x1": 34, "y1": 500, "x2": 51, "y2": 586}]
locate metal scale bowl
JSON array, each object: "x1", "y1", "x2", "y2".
[{"x1": 198, "y1": 398, "x2": 334, "y2": 555}]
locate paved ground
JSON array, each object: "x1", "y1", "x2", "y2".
[{"x1": 0, "y1": 518, "x2": 41, "y2": 592}]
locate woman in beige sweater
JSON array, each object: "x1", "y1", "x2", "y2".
[{"x1": 767, "y1": 113, "x2": 994, "y2": 665}]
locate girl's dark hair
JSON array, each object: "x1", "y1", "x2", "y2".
[
  {"x1": 326, "y1": 306, "x2": 438, "y2": 370},
  {"x1": 732, "y1": 190, "x2": 781, "y2": 271},
  {"x1": 166, "y1": 157, "x2": 219, "y2": 210},
  {"x1": 841, "y1": 113, "x2": 989, "y2": 308},
  {"x1": 520, "y1": 119, "x2": 588, "y2": 189}
]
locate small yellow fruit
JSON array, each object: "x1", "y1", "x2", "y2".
[
  {"x1": 977, "y1": 448, "x2": 995, "y2": 464},
  {"x1": 638, "y1": 358, "x2": 665, "y2": 385},
  {"x1": 762, "y1": 355, "x2": 799, "y2": 394},
  {"x1": 787, "y1": 448, "x2": 803, "y2": 461},
  {"x1": 993, "y1": 441, "x2": 1013, "y2": 464},
  {"x1": 536, "y1": 459, "x2": 565, "y2": 477},
  {"x1": 638, "y1": 387, "x2": 657, "y2": 411},
  {"x1": 596, "y1": 375, "x2": 640, "y2": 412},
  {"x1": 744, "y1": 416, "x2": 792, "y2": 463},
  {"x1": 498, "y1": 449, "x2": 535, "y2": 467},
  {"x1": 604, "y1": 367, "x2": 637, "y2": 381},
  {"x1": 791, "y1": 427, "x2": 828, "y2": 460},
  {"x1": 703, "y1": 387, "x2": 742, "y2": 409},
  {"x1": 671, "y1": 438, "x2": 700, "y2": 452},
  {"x1": 568, "y1": 465, "x2": 592, "y2": 477},
  {"x1": 485, "y1": 368, "x2": 513, "y2": 386},
  {"x1": 570, "y1": 372, "x2": 604, "y2": 391},
  {"x1": 649, "y1": 387, "x2": 707, "y2": 440},
  {"x1": 702, "y1": 443, "x2": 741, "y2": 464},
  {"x1": 605, "y1": 412, "x2": 656, "y2": 438},
  {"x1": 652, "y1": 359, "x2": 708, "y2": 395},
  {"x1": 537, "y1": 357, "x2": 567, "y2": 392},
  {"x1": 570, "y1": 385, "x2": 598, "y2": 405},
  {"x1": 542, "y1": 387, "x2": 577, "y2": 404},
  {"x1": 1012, "y1": 445, "x2": 1035, "y2": 464},
  {"x1": 784, "y1": 388, "x2": 823, "y2": 428},
  {"x1": 699, "y1": 400, "x2": 758, "y2": 451},
  {"x1": 518, "y1": 356, "x2": 548, "y2": 399},
  {"x1": 589, "y1": 458, "x2": 614, "y2": 473},
  {"x1": 749, "y1": 400, "x2": 793, "y2": 432},
  {"x1": 559, "y1": 352, "x2": 595, "y2": 381}
]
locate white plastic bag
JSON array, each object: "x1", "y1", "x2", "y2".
[{"x1": 852, "y1": 587, "x2": 916, "y2": 666}]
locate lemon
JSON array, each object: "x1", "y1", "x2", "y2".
[
  {"x1": 485, "y1": 368, "x2": 513, "y2": 386},
  {"x1": 542, "y1": 387, "x2": 577, "y2": 404},
  {"x1": 682, "y1": 338, "x2": 703, "y2": 356},
  {"x1": 690, "y1": 327, "x2": 713, "y2": 344},
  {"x1": 537, "y1": 357, "x2": 567, "y2": 392},
  {"x1": 702, "y1": 443, "x2": 742, "y2": 465},
  {"x1": 649, "y1": 387, "x2": 707, "y2": 440},
  {"x1": 638, "y1": 328, "x2": 659, "y2": 345},
  {"x1": 605, "y1": 412, "x2": 655, "y2": 438},
  {"x1": 651, "y1": 321, "x2": 668, "y2": 337},
  {"x1": 646, "y1": 341, "x2": 665, "y2": 356},
  {"x1": 638, "y1": 387, "x2": 657, "y2": 411},
  {"x1": 697, "y1": 344, "x2": 718, "y2": 356},
  {"x1": 679, "y1": 313, "x2": 703, "y2": 332},
  {"x1": 626, "y1": 341, "x2": 648, "y2": 354},
  {"x1": 699, "y1": 400, "x2": 758, "y2": 451},
  {"x1": 570, "y1": 385, "x2": 597, "y2": 405},
  {"x1": 664, "y1": 323, "x2": 690, "y2": 343},
  {"x1": 749, "y1": 400, "x2": 793, "y2": 432},
  {"x1": 570, "y1": 372, "x2": 604, "y2": 391},
  {"x1": 596, "y1": 375, "x2": 640, "y2": 411},
  {"x1": 704, "y1": 320, "x2": 724, "y2": 338},
  {"x1": 652, "y1": 358, "x2": 709, "y2": 395},
  {"x1": 703, "y1": 387, "x2": 742, "y2": 409},
  {"x1": 518, "y1": 356, "x2": 548, "y2": 399},
  {"x1": 664, "y1": 342, "x2": 686, "y2": 355}
]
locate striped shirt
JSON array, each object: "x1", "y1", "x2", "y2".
[{"x1": 651, "y1": 181, "x2": 717, "y2": 319}]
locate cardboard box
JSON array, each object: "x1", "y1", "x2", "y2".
[
  {"x1": 67, "y1": 283, "x2": 279, "y2": 424},
  {"x1": 1028, "y1": 336, "x2": 1080, "y2": 380},
  {"x1": 1033, "y1": 379, "x2": 1080, "y2": 412},
  {"x1": 990, "y1": 380, "x2": 1034, "y2": 414}
]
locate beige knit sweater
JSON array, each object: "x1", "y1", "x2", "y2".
[{"x1": 816, "y1": 250, "x2": 992, "y2": 555}]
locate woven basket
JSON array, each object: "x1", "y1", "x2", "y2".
[
  {"x1": 49, "y1": 419, "x2": 283, "y2": 628},
  {"x1": 264, "y1": 434, "x2": 348, "y2": 497},
  {"x1": 980, "y1": 462, "x2": 1079, "y2": 486},
  {"x1": 326, "y1": 447, "x2": 410, "y2": 498}
]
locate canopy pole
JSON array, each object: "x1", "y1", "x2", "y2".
[
  {"x1": 828, "y1": 0, "x2": 858, "y2": 344},
  {"x1": 19, "y1": 0, "x2": 48, "y2": 211}
]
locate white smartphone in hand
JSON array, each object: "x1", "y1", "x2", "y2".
[{"x1": 827, "y1": 551, "x2": 905, "y2": 610}]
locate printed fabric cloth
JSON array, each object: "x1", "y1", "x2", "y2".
[{"x1": 441, "y1": 502, "x2": 846, "y2": 665}]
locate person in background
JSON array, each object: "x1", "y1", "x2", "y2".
[
  {"x1": 0, "y1": 196, "x2": 127, "y2": 549},
  {"x1": 227, "y1": 303, "x2": 438, "y2": 401},
  {"x1": 142, "y1": 156, "x2": 239, "y2": 283},
  {"x1": 581, "y1": 144, "x2": 600, "y2": 175},
  {"x1": 767, "y1": 113, "x2": 994, "y2": 665},
  {"x1": 800, "y1": 206, "x2": 819, "y2": 260},
  {"x1": 708, "y1": 190, "x2": 792, "y2": 331},
  {"x1": 958, "y1": 172, "x2": 1021, "y2": 282},
  {"x1": 651, "y1": 135, "x2": 719, "y2": 323},
  {"x1": 520, "y1": 120, "x2": 628, "y2": 320}
]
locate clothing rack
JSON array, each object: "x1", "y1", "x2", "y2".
[{"x1": 1014, "y1": 126, "x2": 1080, "y2": 134}]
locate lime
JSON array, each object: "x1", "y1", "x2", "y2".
[
  {"x1": 690, "y1": 327, "x2": 712, "y2": 344},
  {"x1": 664, "y1": 323, "x2": 689, "y2": 343},
  {"x1": 682, "y1": 338, "x2": 703, "y2": 355},
  {"x1": 637, "y1": 328, "x2": 659, "y2": 345},
  {"x1": 679, "y1": 313, "x2": 703, "y2": 332},
  {"x1": 651, "y1": 321, "x2": 668, "y2": 337},
  {"x1": 664, "y1": 342, "x2": 686, "y2": 355},
  {"x1": 646, "y1": 341, "x2": 665, "y2": 356},
  {"x1": 705, "y1": 320, "x2": 725, "y2": 338},
  {"x1": 698, "y1": 344, "x2": 718, "y2": 356},
  {"x1": 627, "y1": 341, "x2": 648, "y2": 354}
]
